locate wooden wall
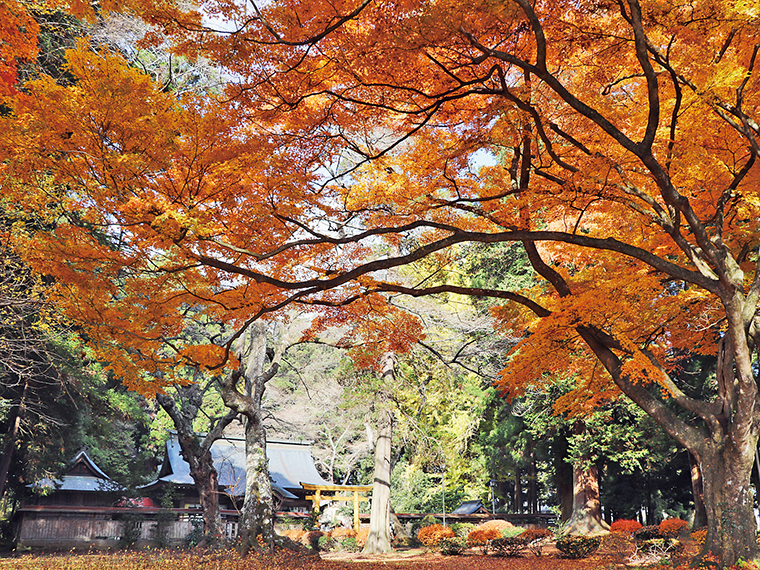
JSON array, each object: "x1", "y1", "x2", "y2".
[{"x1": 17, "y1": 513, "x2": 238, "y2": 549}]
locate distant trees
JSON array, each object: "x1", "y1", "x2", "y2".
[
  {"x1": 0, "y1": 224, "x2": 57, "y2": 499},
  {"x1": 266, "y1": 339, "x2": 373, "y2": 485}
]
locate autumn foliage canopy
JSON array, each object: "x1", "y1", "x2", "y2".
[{"x1": 1, "y1": 0, "x2": 759, "y2": 564}]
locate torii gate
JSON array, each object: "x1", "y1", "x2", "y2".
[{"x1": 301, "y1": 483, "x2": 373, "y2": 532}]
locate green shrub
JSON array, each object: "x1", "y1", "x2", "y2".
[
  {"x1": 450, "y1": 522, "x2": 476, "y2": 538},
  {"x1": 501, "y1": 525, "x2": 526, "y2": 538},
  {"x1": 302, "y1": 510, "x2": 320, "y2": 531},
  {"x1": 338, "y1": 536, "x2": 360, "y2": 552},
  {"x1": 317, "y1": 535, "x2": 336, "y2": 552},
  {"x1": 555, "y1": 535, "x2": 601, "y2": 559},
  {"x1": 154, "y1": 485, "x2": 178, "y2": 548},
  {"x1": 439, "y1": 537, "x2": 467, "y2": 555},
  {"x1": 183, "y1": 517, "x2": 204, "y2": 548},
  {"x1": 119, "y1": 513, "x2": 144, "y2": 549},
  {"x1": 278, "y1": 515, "x2": 302, "y2": 528}
]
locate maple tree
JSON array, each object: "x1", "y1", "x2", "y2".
[
  {"x1": 155, "y1": 378, "x2": 237, "y2": 547},
  {"x1": 0, "y1": 1, "x2": 39, "y2": 96},
  {"x1": 1, "y1": 0, "x2": 759, "y2": 565},
  {"x1": 156, "y1": 0, "x2": 753, "y2": 564}
]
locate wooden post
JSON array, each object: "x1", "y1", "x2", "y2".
[{"x1": 353, "y1": 490, "x2": 360, "y2": 532}]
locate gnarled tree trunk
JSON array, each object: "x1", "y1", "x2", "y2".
[
  {"x1": 156, "y1": 382, "x2": 237, "y2": 546},
  {"x1": 577, "y1": 324, "x2": 760, "y2": 566},
  {"x1": 238, "y1": 406, "x2": 277, "y2": 554},
  {"x1": 221, "y1": 322, "x2": 279, "y2": 555},
  {"x1": 698, "y1": 441, "x2": 757, "y2": 563}
]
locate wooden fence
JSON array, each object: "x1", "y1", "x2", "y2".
[
  {"x1": 17, "y1": 507, "x2": 237, "y2": 549},
  {"x1": 16, "y1": 507, "x2": 551, "y2": 550}
]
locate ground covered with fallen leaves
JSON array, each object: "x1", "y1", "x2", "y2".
[{"x1": 0, "y1": 547, "x2": 696, "y2": 570}]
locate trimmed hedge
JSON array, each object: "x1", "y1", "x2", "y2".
[
  {"x1": 491, "y1": 536, "x2": 529, "y2": 557},
  {"x1": 555, "y1": 535, "x2": 601, "y2": 559},
  {"x1": 418, "y1": 523, "x2": 455, "y2": 547},
  {"x1": 609, "y1": 519, "x2": 643, "y2": 534},
  {"x1": 658, "y1": 519, "x2": 689, "y2": 538},
  {"x1": 439, "y1": 537, "x2": 468, "y2": 555}
]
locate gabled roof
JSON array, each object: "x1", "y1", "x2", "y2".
[
  {"x1": 155, "y1": 433, "x2": 333, "y2": 499},
  {"x1": 31, "y1": 450, "x2": 122, "y2": 493},
  {"x1": 451, "y1": 499, "x2": 490, "y2": 515},
  {"x1": 267, "y1": 440, "x2": 334, "y2": 493}
]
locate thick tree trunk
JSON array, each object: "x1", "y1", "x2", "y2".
[
  {"x1": 575, "y1": 324, "x2": 759, "y2": 565},
  {"x1": 562, "y1": 462, "x2": 609, "y2": 535},
  {"x1": 364, "y1": 408, "x2": 393, "y2": 554},
  {"x1": 221, "y1": 322, "x2": 286, "y2": 556},
  {"x1": 238, "y1": 412, "x2": 277, "y2": 555},
  {"x1": 170, "y1": 430, "x2": 225, "y2": 545},
  {"x1": 553, "y1": 435, "x2": 574, "y2": 522},
  {"x1": 194, "y1": 451, "x2": 223, "y2": 545},
  {"x1": 698, "y1": 444, "x2": 758, "y2": 564},
  {"x1": 363, "y1": 353, "x2": 395, "y2": 554},
  {"x1": 156, "y1": 386, "x2": 235, "y2": 546}
]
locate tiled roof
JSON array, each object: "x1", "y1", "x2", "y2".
[
  {"x1": 30, "y1": 450, "x2": 125, "y2": 493},
  {"x1": 155, "y1": 434, "x2": 333, "y2": 499},
  {"x1": 32, "y1": 436, "x2": 335, "y2": 501},
  {"x1": 451, "y1": 499, "x2": 489, "y2": 514}
]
